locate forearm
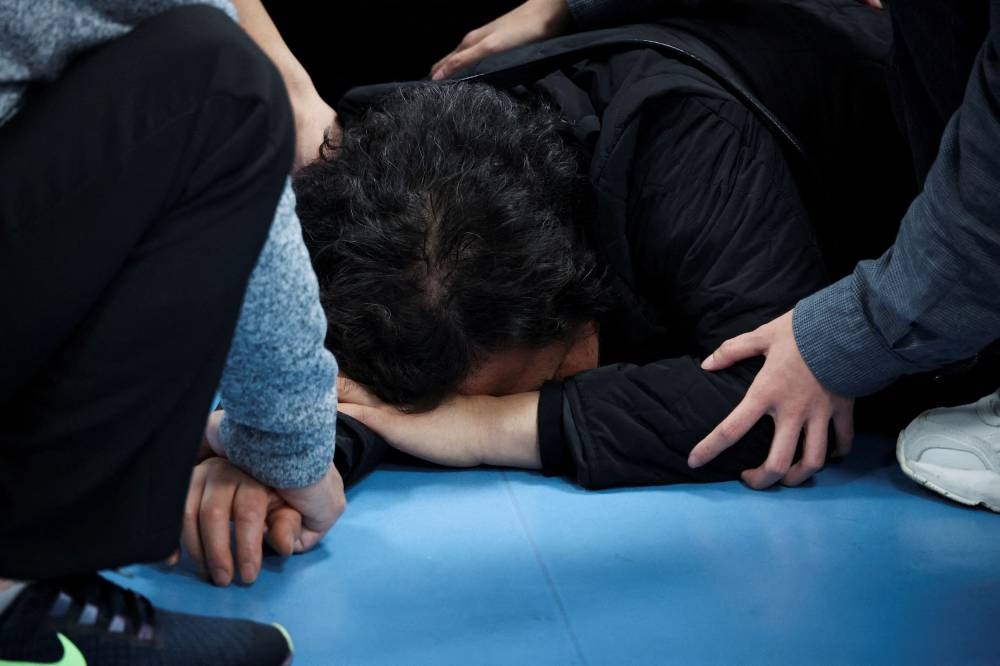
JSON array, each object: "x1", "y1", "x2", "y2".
[
  {"x1": 219, "y1": 182, "x2": 339, "y2": 489},
  {"x1": 477, "y1": 393, "x2": 542, "y2": 469},
  {"x1": 338, "y1": 392, "x2": 541, "y2": 470},
  {"x1": 231, "y1": 0, "x2": 314, "y2": 97},
  {"x1": 537, "y1": 99, "x2": 816, "y2": 489},
  {"x1": 540, "y1": 358, "x2": 771, "y2": 488}
]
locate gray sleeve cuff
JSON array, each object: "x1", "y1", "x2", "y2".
[
  {"x1": 792, "y1": 275, "x2": 911, "y2": 397},
  {"x1": 219, "y1": 385, "x2": 337, "y2": 489}
]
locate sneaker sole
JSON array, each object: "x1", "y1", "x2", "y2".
[
  {"x1": 273, "y1": 623, "x2": 294, "y2": 666},
  {"x1": 897, "y1": 430, "x2": 1000, "y2": 513}
]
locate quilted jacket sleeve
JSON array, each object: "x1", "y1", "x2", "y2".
[{"x1": 539, "y1": 95, "x2": 829, "y2": 488}]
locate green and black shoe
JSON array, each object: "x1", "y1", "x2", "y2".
[{"x1": 0, "y1": 574, "x2": 293, "y2": 665}]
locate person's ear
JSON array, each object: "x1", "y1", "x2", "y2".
[{"x1": 554, "y1": 322, "x2": 599, "y2": 380}]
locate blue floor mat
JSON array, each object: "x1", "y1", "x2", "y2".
[{"x1": 107, "y1": 434, "x2": 1000, "y2": 665}]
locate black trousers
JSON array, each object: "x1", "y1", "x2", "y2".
[{"x1": 0, "y1": 6, "x2": 294, "y2": 579}]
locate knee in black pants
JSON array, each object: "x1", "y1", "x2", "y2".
[
  {"x1": 123, "y1": 5, "x2": 296, "y2": 183},
  {"x1": 0, "y1": 6, "x2": 294, "y2": 578}
]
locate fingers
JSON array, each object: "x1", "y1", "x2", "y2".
[
  {"x1": 741, "y1": 418, "x2": 801, "y2": 489},
  {"x1": 782, "y1": 416, "x2": 829, "y2": 487},
  {"x1": 181, "y1": 465, "x2": 209, "y2": 579},
  {"x1": 198, "y1": 466, "x2": 239, "y2": 586},
  {"x1": 295, "y1": 475, "x2": 346, "y2": 553},
  {"x1": 337, "y1": 375, "x2": 383, "y2": 408},
  {"x1": 289, "y1": 507, "x2": 342, "y2": 554},
  {"x1": 832, "y1": 407, "x2": 855, "y2": 458},
  {"x1": 431, "y1": 0, "x2": 571, "y2": 79},
  {"x1": 338, "y1": 403, "x2": 410, "y2": 456},
  {"x1": 232, "y1": 481, "x2": 270, "y2": 584},
  {"x1": 695, "y1": 309, "x2": 850, "y2": 489},
  {"x1": 701, "y1": 331, "x2": 768, "y2": 371},
  {"x1": 337, "y1": 401, "x2": 369, "y2": 424},
  {"x1": 432, "y1": 41, "x2": 493, "y2": 81},
  {"x1": 338, "y1": 402, "x2": 397, "y2": 443},
  {"x1": 432, "y1": 55, "x2": 460, "y2": 81},
  {"x1": 277, "y1": 465, "x2": 347, "y2": 553},
  {"x1": 164, "y1": 549, "x2": 181, "y2": 567},
  {"x1": 431, "y1": 26, "x2": 488, "y2": 80},
  {"x1": 295, "y1": 528, "x2": 326, "y2": 553},
  {"x1": 689, "y1": 395, "x2": 767, "y2": 468},
  {"x1": 266, "y1": 504, "x2": 303, "y2": 557},
  {"x1": 181, "y1": 458, "x2": 312, "y2": 587}
]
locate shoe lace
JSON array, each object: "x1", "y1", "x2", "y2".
[{"x1": 46, "y1": 575, "x2": 156, "y2": 640}]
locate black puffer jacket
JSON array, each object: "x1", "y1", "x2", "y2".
[{"x1": 335, "y1": 0, "x2": 913, "y2": 489}]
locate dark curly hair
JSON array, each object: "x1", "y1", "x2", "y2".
[{"x1": 293, "y1": 82, "x2": 611, "y2": 409}]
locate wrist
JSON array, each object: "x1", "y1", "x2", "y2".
[
  {"x1": 531, "y1": 0, "x2": 572, "y2": 34},
  {"x1": 273, "y1": 57, "x2": 317, "y2": 104},
  {"x1": 277, "y1": 459, "x2": 337, "y2": 494},
  {"x1": 290, "y1": 82, "x2": 322, "y2": 115},
  {"x1": 478, "y1": 393, "x2": 541, "y2": 469}
]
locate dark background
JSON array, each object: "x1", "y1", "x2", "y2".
[{"x1": 263, "y1": 1, "x2": 522, "y2": 104}]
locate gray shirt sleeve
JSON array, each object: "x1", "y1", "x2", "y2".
[
  {"x1": 218, "y1": 181, "x2": 339, "y2": 488},
  {"x1": 793, "y1": 23, "x2": 1000, "y2": 397}
]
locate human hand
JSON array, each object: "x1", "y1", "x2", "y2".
[
  {"x1": 430, "y1": 0, "x2": 571, "y2": 81},
  {"x1": 192, "y1": 409, "x2": 226, "y2": 464},
  {"x1": 165, "y1": 411, "x2": 229, "y2": 567},
  {"x1": 181, "y1": 407, "x2": 346, "y2": 586},
  {"x1": 232, "y1": 0, "x2": 340, "y2": 169},
  {"x1": 337, "y1": 377, "x2": 541, "y2": 469},
  {"x1": 688, "y1": 310, "x2": 855, "y2": 489},
  {"x1": 273, "y1": 461, "x2": 346, "y2": 554},
  {"x1": 181, "y1": 456, "x2": 306, "y2": 586},
  {"x1": 292, "y1": 89, "x2": 340, "y2": 170}
]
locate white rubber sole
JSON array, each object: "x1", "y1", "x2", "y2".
[{"x1": 897, "y1": 430, "x2": 1000, "y2": 513}]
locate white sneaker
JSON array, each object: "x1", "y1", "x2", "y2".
[{"x1": 897, "y1": 388, "x2": 1000, "y2": 512}]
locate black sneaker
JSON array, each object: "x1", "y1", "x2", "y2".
[{"x1": 0, "y1": 574, "x2": 293, "y2": 665}]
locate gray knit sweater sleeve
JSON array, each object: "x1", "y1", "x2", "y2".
[{"x1": 218, "y1": 181, "x2": 339, "y2": 489}]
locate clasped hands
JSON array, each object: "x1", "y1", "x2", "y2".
[
  {"x1": 175, "y1": 379, "x2": 537, "y2": 587},
  {"x1": 173, "y1": 411, "x2": 346, "y2": 587}
]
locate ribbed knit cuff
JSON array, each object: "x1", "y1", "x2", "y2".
[
  {"x1": 220, "y1": 414, "x2": 335, "y2": 489},
  {"x1": 793, "y1": 275, "x2": 910, "y2": 397}
]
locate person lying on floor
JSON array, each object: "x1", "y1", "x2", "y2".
[
  {"x1": 296, "y1": 78, "x2": 847, "y2": 483},
  {"x1": 307, "y1": 0, "x2": 919, "y2": 487},
  {"x1": 178, "y1": 0, "x2": 919, "y2": 584}
]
